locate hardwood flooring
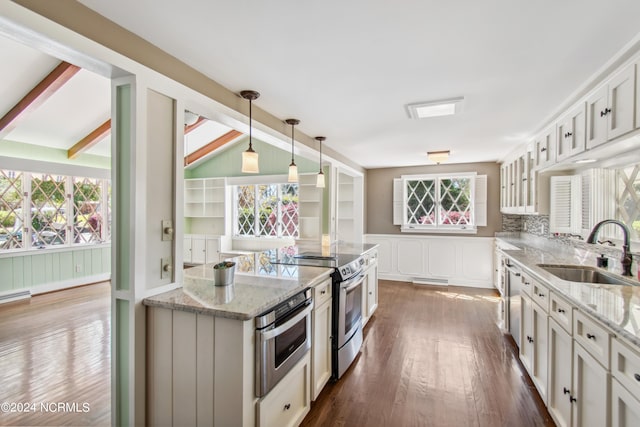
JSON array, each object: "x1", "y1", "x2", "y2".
[
  {"x1": 301, "y1": 280, "x2": 555, "y2": 427},
  {"x1": 0, "y1": 283, "x2": 111, "y2": 426},
  {"x1": 0, "y1": 279, "x2": 553, "y2": 427}
]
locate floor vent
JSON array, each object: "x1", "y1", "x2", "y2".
[
  {"x1": 0, "y1": 290, "x2": 31, "y2": 304},
  {"x1": 412, "y1": 277, "x2": 449, "y2": 285}
]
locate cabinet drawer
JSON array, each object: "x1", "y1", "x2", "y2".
[
  {"x1": 612, "y1": 337, "x2": 640, "y2": 398},
  {"x1": 313, "y1": 279, "x2": 332, "y2": 307},
  {"x1": 549, "y1": 291, "x2": 573, "y2": 334},
  {"x1": 574, "y1": 310, "x2": 611, "y2": 368},
  {"x1": 257, "y1": 353, "x2": 310, "y2": 427},
  {"x1": 530, "y1": 279, "x2": 549, "y2": 312}
]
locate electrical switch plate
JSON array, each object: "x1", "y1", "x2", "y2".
[
  {"x1": 161, "y1": 219, "x2": 174, "y2": 241},
  {"x1": 161, "y1": 257, "x2": 172, "y2": 280}
]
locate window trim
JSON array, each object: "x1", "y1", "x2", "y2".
[{"x1": 399, "y1": 172, "x2": 478, "y2": 234}]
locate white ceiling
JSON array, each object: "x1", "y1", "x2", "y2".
[{"x1": 73, "y1": 0, "x2": 640, "y2": 168}]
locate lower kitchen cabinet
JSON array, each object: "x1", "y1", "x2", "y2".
[
  {"x1": 257, "y1": 353, "x2": 311, "y2": 427},
  {"x1": 611, "y1": 377, "x2": 640, "y2": 427},
  {"x1": 311, "y1": 279, "x2": 332, "y2": 401},
  {"x1": 548, "y1": 318, "x2": 573, "y2": 427},
  {"x1": 184, "y1": 234, "x2": 220, "y2": 264},
  {"x1": 573, "y1": 341, "x2": 610, "y2": 427},
  {"x1": 362, "y1": 253, "x2": 378, "y2": 326},
  {"x1": 520, "y1": 292, "x2": 549, "y2": 401}
]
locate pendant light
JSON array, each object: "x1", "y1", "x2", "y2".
[
  {"x1": 240, "y1": 90, "x2": 260, "y2": 173},
  {"x1": 285, "y1": 118, "x2": 300, "y2": 182},
  {"x1": 315, "y1": 136, "x2": 326, "y2": 188}
]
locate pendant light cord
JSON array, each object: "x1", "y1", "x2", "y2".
[
  {"x1": 318, "y1": 139, "x2": 322, "y2": 173},
  {"x1": 248, "y1": 99, "x2": 253, "y2": 151},
  {"x1": 290, "y1": 123, "x2": 295, "y2": 163}
]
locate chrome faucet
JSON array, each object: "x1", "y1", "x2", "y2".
[{"x1": 586, "y1": 219, "x2": 633, "y2": 276}]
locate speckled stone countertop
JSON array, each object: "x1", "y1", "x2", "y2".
[
  {"x1": 143, "y1": 262, "x2": 332, "y2": 321},
  {"x1": 495, "y1": 232, "x2": 640, "y2": 347}
]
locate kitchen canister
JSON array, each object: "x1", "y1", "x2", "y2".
[{"x1": 213, "y1": 261, "x2": 236, "y2": 286}]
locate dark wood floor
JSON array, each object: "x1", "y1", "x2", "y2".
[
  {"x1": 0, "y1": 283, "x2": 111, "y2": 427},
  {"x1": 301, "y1": 280, "x2": 555, "y2": 427},
  {"x1": 0, "y1": 280, "x2": 553, "y2": 427}
]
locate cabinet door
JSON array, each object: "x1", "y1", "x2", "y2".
[
  {"x1": 191, "y1": 237, "x2": 206, "y2": 264},
  {"x1": 534, "y1": 125, "x2": 556, "y2": 169},
  {"x1": 366, "y1": 262, "x2": 378, "y2": 318},
  {"x1": 183, "y1": 236, "x2": 193, "y2": 263},
  {"x1": 205, "y1": 237, "x2": 220, "y2": 264},
  {"x1": 572, "y1": 342, "x2": 610, "y2": 427},
  {"x1": 548, "y1": 319, "x2": 573, "y2": 427},
  {"x1": 608, "y1": 64, "x2": 636, "y2": 140},
  {"x1": 586, "y1": 86, "x2": 609, "y2": 149},
  {"x1": 312, "y1": 300, "x2": 332, "y2": 401},
  {"x1": 612, "y1": 377, "x2": 640, "y2": 427},
  {"x1": 520, "y1": 295, "x2": 534, "y2": 373},
  {"x1": 556, "y1": 103, "x2": 586, "y2": 162},
  {"x1": 532, "y1": 301, "x2": 549, "y2": 401}
]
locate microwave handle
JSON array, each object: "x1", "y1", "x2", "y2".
[{"x1": 260, "y1": 302, "x2": 313, "y2": 341}]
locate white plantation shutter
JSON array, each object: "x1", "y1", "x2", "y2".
[
  {"x1": 393, "y1": 178, "x2": 403, "y2": 225},
  {"x1": 475, "y1": 175, "x2": 487, "y2": 227},
  {"x1": 550, "y1": 175, "x2": 581, "y2": 234}
]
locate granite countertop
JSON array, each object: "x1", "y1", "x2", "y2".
[
  {"x1": 495, "y1": 232, "x2": 640, "y2": 347},
  {"x1": 143, "y1": 261, "x2": 332, "y2": 321}
]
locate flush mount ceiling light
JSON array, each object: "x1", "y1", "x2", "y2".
[
  {"x1": 315, "y1": 136, "x2": 326, "y2": 188},
  {"x1": 406, "y1": 97, "x2": 464, "y2": 119},
  {"x1": 285, "y1": 118, "x2": 300, "y2": 183},
  {"x1": 240, "y1": 90, "x2": 260, "y2": 173},
  {"x1": 427, "y1": 150, "x2": 450, "y2": 164},
  {"x1": 184, "y1": 110, "x2": 200, "y2": 126}
]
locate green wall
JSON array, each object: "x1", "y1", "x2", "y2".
[
  {"x1": 186, "y1": 136, "x2": 319, "y2": 178},
  {"x1": 1, "y1": 139, "x2": 111, "y2": 169}
]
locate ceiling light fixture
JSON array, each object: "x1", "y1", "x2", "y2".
[
  {"x1": 427, "y1": 150, "x2": 450, "y2": 164},
  {"x1": 240, "y1": 90, "x2": 260, "y2": 173},
  {"x1": 406, "y1": 97, "x2": 464, "y2": 119},
  {"x1": 315, "y1": 136, "x2": 326, "y2": 188},
  {"x1": 285, "y1": 118, "x2": 300, "y2": 183},
  {"x1": 184, "y1": 110, "x2": 200, "y2": 126}
]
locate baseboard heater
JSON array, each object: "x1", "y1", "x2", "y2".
[
  {"x1": 412, "y1": 277, "x2": 449, "y2": 285},
  {"x1": 0, "y1": 290, "x2": 31, "y2": 304}
]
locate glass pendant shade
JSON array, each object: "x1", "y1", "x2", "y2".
[
  {"x1": 285, "y1": 118, "x2": 300, "y2": 183},
  {"x1": 315, "y1": 136, "x2": 326, "y2": 188},
  {"x1": 240, "y1": 90, "x2": 260, "y2": 173},
  {"x1": 316, "y1": 170, "x2": 325, "y2": 188},
  {"x1": 242, "y1": 148, "x2": 259, "y2": 173},
  {"x1": 288, "y1": 163, "x2": 298, "y2": 183}
]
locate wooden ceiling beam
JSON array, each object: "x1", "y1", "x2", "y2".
[
  {"x1": 185, "y1": 130, "x2": 243, "y2": 166},
  {"x1": 0, "y1": 61, "x2": 81, "y2": 139},
  {"x1": 68, "y1": 119, "x2": 111, "y2": 159}
]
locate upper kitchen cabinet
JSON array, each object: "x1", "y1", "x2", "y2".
[
  {"x1": 500, "y1": 143, "x2": 549, "y2": 215},
  {"x1": 533, "y1": 124, "x2": 557, "y2": 170},
  {"x1": 556, "y1": 102, "x2": 586, "y2": 162},
  {"x1": 586, "y1": 63, "x2": 636, "y2": 150}
]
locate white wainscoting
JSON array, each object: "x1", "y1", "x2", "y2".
[{"x1": 365, "y1": 234, "x2": 494, "y2": 288}]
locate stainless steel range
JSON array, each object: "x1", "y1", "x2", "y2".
[{"x1": 271, "y1": 248, "x2": 366, "y2": 379}]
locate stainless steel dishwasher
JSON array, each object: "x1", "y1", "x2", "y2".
[{"x1": 505, "y1": 260, "x2": 522, "y2": 349}]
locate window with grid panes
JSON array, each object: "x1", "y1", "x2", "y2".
[
  {"x1": 402, "y1": 173, "x2": 476, "y2": 231},
  {"x1": 616, "y1": 164, "x2": 640, "y2": 241},
  {"x1": 234, "y1": 183, "x2": 299, "y2": 238}
]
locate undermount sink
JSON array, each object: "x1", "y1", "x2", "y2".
[{"x1": 537, "y1": 264, "x2": 638, "y2": 286}]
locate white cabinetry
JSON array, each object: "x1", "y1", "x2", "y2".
[
  {"x1": 184, "y1": 178, "x2": 229, "y2": 236},
  {"x1": 334, "y1": 170, "x2": 363, "y2": 243},
  {"x1": 556, "y1": 102, "x2": 586, "y2": 162},
  {"x1": 534, "y1": 124, "x2": 557, "y2": 169},
  {"x1": 500, "y1": 144, "x2": 549, "y2": 215},
  {"x1": 361, "y1": 250, "x2": 378, "y2": 326},
  {"x1": 298, "y1": 174, "x2": 323, "y2": 241},
  {"x1": 586, "y1": 63, "x2": 636, "y2": 149},
  {"x1": 257, "y1": 353, "x2": 310, "y2": 427},
  {"x1": 572, "y1": 341, "x2": 610, "y2": 427},
  {"x1": 311, "y1": 278, "x2": 332, "y2": 401},
  {"x1": 612, "y1": 378, "x2": 640, "y2": 427},
  {"x1": 548, "y1": 318, "x2": 573, "y2": 427},
  {"x1": 549, "y1": 175, "x2": 582, "y2": 234},
  {"x1": 184, "y1": 234, "x2": 220, "y2": 264},
  {"x1": 611, "y1": 337, "x2": 640, "y2": 426}
]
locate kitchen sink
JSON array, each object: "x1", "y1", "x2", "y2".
[{"x1": 537, "y1": 264, "x2": 638, "y2": 286}]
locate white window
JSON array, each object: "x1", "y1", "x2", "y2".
[
  {"x1": 0, "y1": 169, "x2": 110, "y2": 251},
  {"x1": 615, "y1": 164, "x2": 640, "y2": 242},
  {"x1": 234, "y1": 182, "x2": 299, "y2": 238},
  {"x1": 394, "y1": 172, "x2": 484, "y2": 233}
]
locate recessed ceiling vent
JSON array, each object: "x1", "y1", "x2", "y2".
[{"x1": 406, "y1": 97, "x2": 464, "y2": 119}]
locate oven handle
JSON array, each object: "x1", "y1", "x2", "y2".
[
  {"x1": 341, "y1": 274, "x2": 365, "y2": 292},
  {"x1": 259, "y1": 302, "x2": 313, "y2": 341}
]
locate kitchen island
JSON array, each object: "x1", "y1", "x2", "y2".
[{"x1": 143, "y1": 259, "x2": 333, "y2": 427}]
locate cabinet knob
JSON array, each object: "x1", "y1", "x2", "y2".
[
  {"x1": 515, "y1": 273, "x2": 521, "y2": 277},
  {"x1": 284, "y1": 403, "x2": 291, "y2": 411},
  {"x1": 538, "y1": 293, "x2": 545, "y2": 298},
  {"x1": 540, "y1": 147, "x2": 547, "y2": 152},
  {"x1": 634, "y1": 373, "x2": 640, "y2": 382},
  {"x1": 570, "y1": 396, "x2": 577, "y2": 403},
  {"x1": 586, "y1": 333, "x2": 596, "y2": 340},
  {"x1": 600, "y1": 107, "x2": 611, "y2": 117},
  {"x1": 524, "y1": 282, "x2": 530, "y2": 286},
  {"x1": 563, "y1": 387, "x2": 570, "y2": 395},
  {"x1": 557, "y1": 308, "x2": 565, "y2": 313}
]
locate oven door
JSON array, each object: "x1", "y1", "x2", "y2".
[
  {"x1": 337, "y1": 273, "x2": 364, "y2": 348},
  {"x1": 255, "y1": 300, "x2": 313, "y2": 397}
]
